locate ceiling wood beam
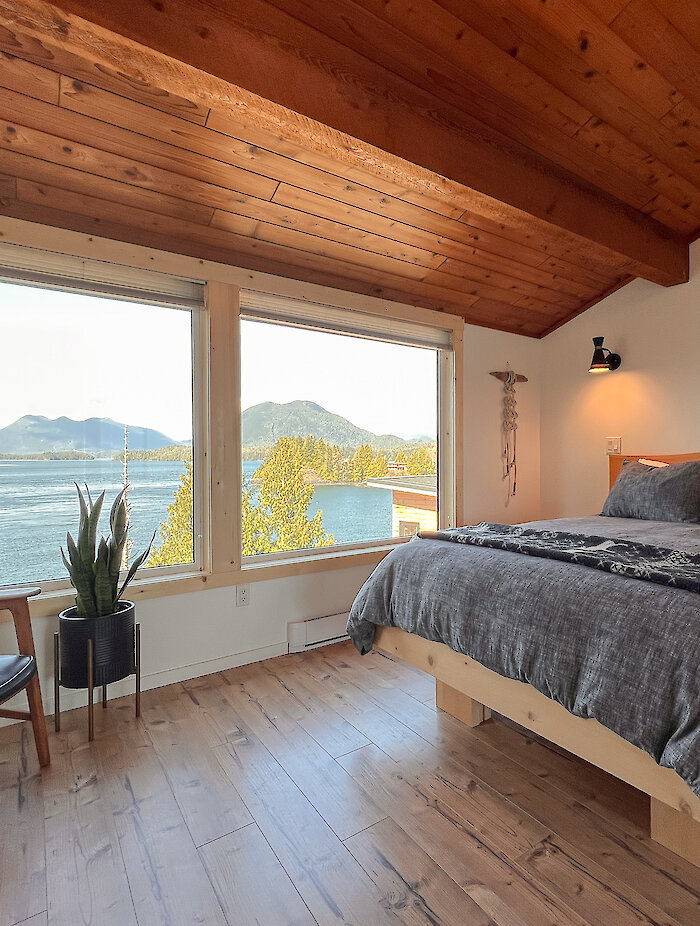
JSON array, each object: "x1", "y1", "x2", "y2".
[
  {"x1": 607, "y1": 0, "x2": 700, "y2": 114},
  {"x1": 0, "y1": 0, "x2": 688, "y2": 287},
  {"x1": 0, "y1": 190, "x2": 548, "y2": 335},
  {"x1": 282, "y1": 0, "x2": 698, "y2": 231},
  {"x1": 0, "y1": 51, "x2": 625, "y2": 336}
]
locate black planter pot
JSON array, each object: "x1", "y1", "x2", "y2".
[{"x1": 58, "y1": 601, "x2": 136, "y2": 689}]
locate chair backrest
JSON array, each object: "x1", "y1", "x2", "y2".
[
  {"x1": 0, "y1": 586, "x2": 50, "y2": 767},
  {"x1": 0, "y1": 587, "x2": 42, "y2": 656}
]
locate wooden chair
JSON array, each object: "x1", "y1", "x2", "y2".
[{"x1": 0, "y1": 587, "x2": 50, "y2": 767}]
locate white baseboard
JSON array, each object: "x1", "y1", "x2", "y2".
[
  {"x1": 0, "y1": 640, "x2": 289, "y2": 726},
  {"x1": 135, "y1": 641, "x2": 289, "y2": 692}
]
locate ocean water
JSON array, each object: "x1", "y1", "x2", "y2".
[{"x1": 0, "y1": 459, "x2": 392, "y2": 585}]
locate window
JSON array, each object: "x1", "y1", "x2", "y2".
[
  {"x1": 239, "y1": 292, "x2": 455, "y2": 560},
  {"x1": 0, "y1": 229, "x2": 461, "y2": 610},
  {"x1": 0, "y1": 258, "x2": 204, "y2": 588},
  {"x1": 399, "y1": 521, "x2": 421, "y2": 537}
]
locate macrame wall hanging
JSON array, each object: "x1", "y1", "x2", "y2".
[{"x1": 490, "y1": 365, "x2": 528, "y2": 499}]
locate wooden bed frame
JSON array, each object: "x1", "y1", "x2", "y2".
[{"x1": 374, "y1": 452, "x2": 700, "y2": 868}]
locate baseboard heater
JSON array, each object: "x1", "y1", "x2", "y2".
[{"x1": 288, "y1": 611, "x2": 350, "y2": 653}]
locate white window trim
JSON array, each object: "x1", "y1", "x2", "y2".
[
  {"x1": 0, "y1": 247, "x2": 208, "y2": 597},
  {"x1": 241, "y1": 536, "x2": 412, "y2": 569},
  {"x1": 238, "y1": 290, "x2": 458, "y2": 565},
  {"x1": 0, "y1": 217, "x2": 464, "y2": 620}
]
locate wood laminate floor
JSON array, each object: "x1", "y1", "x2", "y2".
[{"x1": 1, "y1": 641, "x2": 699, "y2": 925}]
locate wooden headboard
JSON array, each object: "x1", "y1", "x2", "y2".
[{"x1": 609, "y1": 453, "x2": 700, "y2": 488}]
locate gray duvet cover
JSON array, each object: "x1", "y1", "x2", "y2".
[{"x1": 347, "y1": 516, "x2": 700, "y2": 796}]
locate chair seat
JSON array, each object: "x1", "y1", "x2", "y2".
[{"x1": 0, "y1": 654, "x2": 37, "y2": 703}]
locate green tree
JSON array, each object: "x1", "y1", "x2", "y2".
[
  {"x1": 148, "y1": 461, "x2": 194, "y2": 566},
  {"x1": 115, "y1": 444, "x2": 192, "y2": 462},
  {"x1": 406, "y1": 446, "x2": 436, "y2": 475},
  {"x1": 241, "y1": 485, "x2": 274, "y2": 555},
  {"x1": 302, "y1": 434, "x2": 317, "y2": 462},
  {"x1": 368, "y1": 451, "x2": 388, "y2": 477},
  {"x1": 350, "y1": 443, "x2": 376, "y2": 482},
  {"x1": 245, "y1": 437, "x2": 334, "y2": 555},
  {"x1": 148, "y1": 439, "x2": 336, "y2": 563}
]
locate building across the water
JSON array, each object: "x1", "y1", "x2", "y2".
[{"x1": 365, "y1": 474, "x2": 437, "y2": 536}]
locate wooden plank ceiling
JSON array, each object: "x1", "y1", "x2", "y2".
[{"x1": 0, "y1": 0, "x2": 697, "y2": 337}]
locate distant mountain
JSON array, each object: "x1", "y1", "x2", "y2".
[
  {"x1": 0, "y1": 415, "x2": 181, "y2": 455},
  {"x1": 1, "y1": 404, "x2": 429, "y2": 456},
  {"x1": 241, "y1": 400, "x2": 413, "y2": 450}
]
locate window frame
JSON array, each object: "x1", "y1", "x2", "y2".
[
  {"x1": 237, "y1": 295, "x2": 457, "y2": 565},
  {"x1": 0, "y1": 252, "x2": 208, "y2": 596},
  {"x1": 0, "y1": 221, "x2": 463, "y2": 620}
]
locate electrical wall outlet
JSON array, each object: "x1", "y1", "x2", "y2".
[
  {"x1": 236, "y1": 584, "x2": 250, "y2": 607},
  {"x1": 606, "y1": 437, "x2": 622, "y2": 455}
]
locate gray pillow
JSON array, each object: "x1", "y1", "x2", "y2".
[{"x1": 602, "y1": 460, "x2": 700, "y2": 522}]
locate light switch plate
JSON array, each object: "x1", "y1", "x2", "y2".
[{"x1": 606, "y1": 436, "x2": 622, "y2": 455}]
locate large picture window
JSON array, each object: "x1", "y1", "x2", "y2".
[
  {"x1": 0, "y1": 272, "x2": 202, "y2": 587},
  {"x1": 240, "y1": 293, "x2": 455, "y2": 560},
  {"x1": 0, "y1": 228, "x2": 461, "y2": 613}
]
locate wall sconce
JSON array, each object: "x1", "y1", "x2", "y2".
[{"x1": 588, "y1": 336, "x2": 621, "y2": 374}]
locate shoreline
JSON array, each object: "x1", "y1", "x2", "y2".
[
  {"x1": 249, "y1": 477, "x2": 380, "y2": 488},
  {"x1": 0, "y1": 455, "x2": 189, "y2": 462}
]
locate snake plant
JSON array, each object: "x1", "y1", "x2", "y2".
[{"x1": 61, "y1": 484, "x2": 153, "y2": 618}]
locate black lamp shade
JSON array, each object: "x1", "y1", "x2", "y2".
[{"x1": 589, "y1": 336, "x2": 621, "y2": 373}]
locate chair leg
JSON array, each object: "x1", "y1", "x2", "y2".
[
  {"x1": 10, "y1": 594, "x2": 50, "y2": 767},
  {"x1": 26, "y1": 674, "x2": 50, "y2": 767}
]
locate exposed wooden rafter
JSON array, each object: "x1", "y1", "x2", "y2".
[
  {"x1": 0, "y1": 0, "x2": 697, "y2": 336},
  {"x1": 0, "y1": 0, "x2": 689, "y2": 290}
]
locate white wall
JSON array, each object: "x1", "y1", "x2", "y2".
[
  {"x1": 10, "y1": 236, "x2": 700, "y2": 711},
  {"x1": 463, "y1": 325, "x2": 542, "y2": 525},
  {"x1": 5, "y1": 214, "x2": 695, "y2": 733},
  {"x1": 540, "y1": 240, "x2": 700, "y2": 518},
  {"x1": 2, "y1": 321, "x2": 536, "y2": 718},
  {"x1": 4, "y1": 242, "x2": 696, "y2": 721},
  {"x1": 0, "y1": 562, "x2": 378, "y2": 718}
]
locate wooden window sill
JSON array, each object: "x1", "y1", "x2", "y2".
[{"x1": 1, "y1": 544, "x2": 397, "y2": 621}]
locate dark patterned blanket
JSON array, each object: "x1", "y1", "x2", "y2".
[{"x1": 418, "y1": 523, "x2": 700, "y2": 594}]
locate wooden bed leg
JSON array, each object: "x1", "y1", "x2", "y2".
[
  {"x1": 435, "y1": 680, "x2": 491, "y2": 727},
  {"x1": 651, "y1": 798, "x2": 700, "y2": 868}
]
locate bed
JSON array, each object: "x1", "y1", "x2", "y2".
[{"x1": 347, "y1": 453, "x2": 700, "y2": 867}]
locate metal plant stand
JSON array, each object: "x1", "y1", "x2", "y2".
[{"x1": 54, "y1": 623, "x2": 141, "y2": 741}]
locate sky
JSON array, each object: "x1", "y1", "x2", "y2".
[
  {"x1": 0, "y1": 282, "x2": 438, "y2": 442},
  {"x1": 0, "y1": 281, "x2": 193, "y2": 441},
  {"x1": 240, "y1": 319, "x2": 437, "y2": 439}
]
